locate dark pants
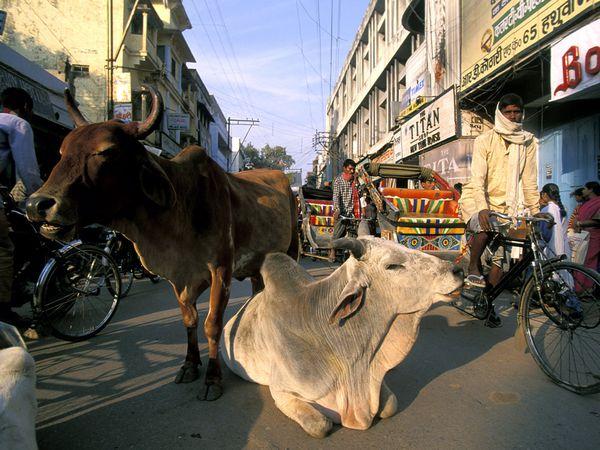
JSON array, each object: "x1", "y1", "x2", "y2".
[{"x1": 0, "y1": 210, "x2": 13, "y2": 305}]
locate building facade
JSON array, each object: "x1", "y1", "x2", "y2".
[
  {"x1": 327, "y1": 0, "x2": 599, "y2": 206},
  {"x1": 0, "y1": 0, "x2": 224, "y2": 159}
]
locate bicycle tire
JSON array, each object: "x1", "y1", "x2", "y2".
[
  {"x1": 106, "y1": 239, "x2": 134, "y2": 298},
  {"x1": 35, "y1": 244, "x2": 122, "y2": 341},
  {"x1": 519, "y1": 261, "x2": 600, "y2": 394}
]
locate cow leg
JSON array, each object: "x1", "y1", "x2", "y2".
[
  {"x1": 378, "y1": 381, "x2": 398, "y2": 419},
  {"x1": 271, "y1": 389, "x2": 332, "y2": 438},
  {"x1": 174, "y1": 281, "x2": 208, "y2": 384},
  {"x1": 200, "y1": 265, "x2": 232, "y2": 401}
]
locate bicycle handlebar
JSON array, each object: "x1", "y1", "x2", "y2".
[{"x1": 489, "y1": 211, "x2": 554, "y2": 225}]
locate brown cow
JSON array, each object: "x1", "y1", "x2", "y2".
[{"x1": 26, "y1": 85, "x2": 298, "y2": 400}]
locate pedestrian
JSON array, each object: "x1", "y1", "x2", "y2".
[
  {"x1": 573, "y1": 181, "x2": 600, "y2": 288},
  {"x1": 567, "y1": 187, "x2": 586, "y2": 232},
  {"x1": 419, "y1": 174, "x2": 436, "y2": 190},
  {"x1": 323, "y1": 180, "x2": 332, "y2": 191},
  {"x1": 453, "y1": 182, "x2": 463, "y2": 196},
  {"x1": 458, "y1": 93, "x2": 539, "y2": 327},
  {"x1": 360, "y1": 192, "x2": 377, "y2": 235},
  {"x1": 539, "y1": 183, "x2": 570, "y2": 259},
  {"x1": 0, "y1": 87, "x2": 43, "y2": 327},
  {"x1": 329, "y1": 159, "x2": 360, "y2": 261}
]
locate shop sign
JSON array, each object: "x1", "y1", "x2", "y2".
[
  {"x1": 392, "y1": 129, "x2": 403, "y2": 162},
  {"x1": 372, "y1": 147, "x2": 395, "y2": 164},
  {"x1": 113, "y1": 72, "x2": 131, "y2": 103},
  {"x1": 419, "y1": 139, "x2": 474, "y2": 184},
  {"x1": 113, "y1": 103, "x2": 132, "y2": 123},
  {"x1": 401, "y1": 88, "x2": 457, "y2": 156},
  {"x1": 550, "y1": 19, "x2": 600, "y2": 101},
  {"x1": 167, "y1": 112, "x2": 190, "y2": 131},
  {"x1": 397, "y1": 95, "x2": 426, "y2": 121},
  {"x1": 460, "y1": 110, "x2": 494, "y2": 137},
  {"x1": 461, "y1": 0, "x2": 598, "y2": 92}
]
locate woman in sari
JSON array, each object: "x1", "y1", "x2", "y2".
[{"x1": 574, "y1": 181, "x2": 600, "y2": 289}]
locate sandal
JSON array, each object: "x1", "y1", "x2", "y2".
[{"x1": 465, "y1": 274, "x2": 486, "y2": 289}]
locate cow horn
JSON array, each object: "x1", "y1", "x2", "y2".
[
  {"x1": 64, "y1": 88, "x2": 90, "y2": 127},
  {"x1": 125, "y1": 84, "x2": 163, "y2": 139},
  {"x1": 333, "y1": 238, "x2": 366, "y2": 259}
]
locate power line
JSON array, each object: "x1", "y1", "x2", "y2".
[{"x1": 316, "y1": 0, "x2": 325, "y2": 125}]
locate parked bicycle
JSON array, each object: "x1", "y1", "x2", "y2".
[
  {"x1": 1, "y1": 187, "x2": 121, "y2": 341},
  {"x1": 102, "y1": 229, "x2": 160, "y2": 297},
  {"x1": 453, "y1": 211, "x2": 600, "y2": 394}
]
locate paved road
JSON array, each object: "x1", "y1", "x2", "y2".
[{"x1": 28, "y1": 259, "x2": 600, "y2": 449}]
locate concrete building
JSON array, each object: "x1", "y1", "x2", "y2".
[
  {"x1": 325, "y1": 0, "x2": 426, "y2": 180},
  {"x1": 208, "y1": 95, "x2": 231, "y2": 171},
  {"x1": 0, "y1": 0, "x2": 222, "y2": 159}
]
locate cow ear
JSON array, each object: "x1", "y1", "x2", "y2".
[
  {"x1": 328, "y1": 273, "x2": 368, "y2": 325},
  {"x1": 139, "y1": 158, "x2": 176, "y2": 208}
]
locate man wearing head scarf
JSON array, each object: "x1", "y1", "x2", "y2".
[{"x1": 459, "y1": 93, "x2": 539, "y2": 325}]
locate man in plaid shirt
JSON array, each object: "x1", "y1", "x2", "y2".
[{"x1": 329, "y1": 159, "x2": 361, "y2": 260}]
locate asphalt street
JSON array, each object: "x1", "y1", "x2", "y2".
[{"x1": 27, "y1": 258, "x2": 600, "y2": 449}]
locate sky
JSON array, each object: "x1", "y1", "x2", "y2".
[{"x1": 183, "y1": 0, "x2": 370, "y2": 177}]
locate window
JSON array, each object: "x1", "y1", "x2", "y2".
[
  {"x1": 171, "y1": 57, "x2": 177, "y2": 78},
  {"x1": 157, "y1": 45, "x2": 166, "y2": 63},
  {"x1": 71, "y1": 64, "x2": 89, "y2": 74},
  {"x1": 131, "y1": 13, "x2": 143, "y2": 35}
]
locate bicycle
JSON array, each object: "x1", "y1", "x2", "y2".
[
  {"x1": 2, "y1": 188, "x2": 122, "y2": 341},
  {"x1": 453, "y1": 211, "x2": 600, "y2": 394},
  {"x1": 102, "y1": 229, "x2": 160, "y2": 297},
  {"x1": 334, "y1": 215, "x2": 376, "y2": 261}
]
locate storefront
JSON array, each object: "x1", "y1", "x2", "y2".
[
  {"x1": 538, "y1": 17, "x2": 600, "y2": 213},
  {"x1": 0, "y1": 43, "x2": 73, "y2": 179}
]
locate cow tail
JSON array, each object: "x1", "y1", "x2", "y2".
[{"x1": 286, "y1": 187, "x2": 300, "y2": 261}]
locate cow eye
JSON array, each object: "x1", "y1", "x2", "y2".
[
  {"x1": 385, "y1": 263, "x2": 404, "y2": 270},
  {"x1": 94, "y1": 146, "x2": 119, "y2": 157}
]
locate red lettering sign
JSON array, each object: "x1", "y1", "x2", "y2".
[
  {"x1": 585, "y1": 46, "x2": 600, "y2": 75},
  {"x1": 554, "y1": 46, "x2": 582, "y2": 95}
]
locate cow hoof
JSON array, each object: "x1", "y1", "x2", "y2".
[
  {"x1": 302, "y1": 416, "x2": 332, "y2": 439},
  {"x1": 174, "y1": 361, "x2": 199, "y2": 384},
  {"x1": 379, "y1": 393, "x2": 398, "y2": 419},
  {"x1": 199, "y1": 382, "x2": 223, "y2": 401}
]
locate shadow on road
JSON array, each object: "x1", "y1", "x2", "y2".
[{"x1": 28, "y1": 264, "x2": 598, "y2": 449}]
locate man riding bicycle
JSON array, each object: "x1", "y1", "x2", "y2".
[
  {"x1": 329, "y1": 158, "x2": 361, "y2": 261},
  {"x1": 458, "y1": 93, "x2": 540, "y2": 325},
  {"x1": 0, "y1": 88, "x2": 43, "y2": 327}
]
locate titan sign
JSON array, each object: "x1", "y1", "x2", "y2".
[
  {"x1": 400, "y1": 88, "x2": 457, "y2": 156},
  {"x1": 460, "y1": 0, "x2": 598, "y2": 92}
]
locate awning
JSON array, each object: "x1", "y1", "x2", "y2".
[
  {"x1": 363, "y1": 162, "x2": 430, "y2": 179},
  {"x1": 0, "y1": 43, "x2": 72, "y2": 129}
]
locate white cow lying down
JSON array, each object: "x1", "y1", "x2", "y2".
[
  {"x1": 0, "y1": 323, "x2": 38, "y2": 450},
  {"x1": 222, "y1": 237, "x2": 462, "y2": 437}
]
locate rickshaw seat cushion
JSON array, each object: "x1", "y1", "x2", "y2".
[
  {"x1": 305, "y1": 199, "x2": 334, "y2": 227},
  {"x1": 382, "y1": 188, "x2": 459, "y2": 216},
  {"x1": 392, "y1": 213, "x2": 465, "y2": 235},
  {"x1": 305, "y1": 199, "x2": 334, "y2": 216},
  {"x1": 381, "y1": 188, "x2": 454, "y2": 200}
]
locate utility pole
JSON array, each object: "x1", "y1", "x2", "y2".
[
  {"x1": 312, "y1": 131, "x2": 333, "y2": 185},
  {"x1": 227, "y1": 117, "x2": 259, "y2": 171},
  {"x1": 107, "y1": 0, "x2": 141, "y2": 120}
]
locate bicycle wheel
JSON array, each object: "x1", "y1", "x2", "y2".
[
  {"x1": 519, "y1": 261, "x2": 600, "y2": 394},
  {"x1": 35, "y1": 244, "x2": 121, "y2": 341},
  {"x1": 106, "y1": 239, "x2": 134, "y2": 298}
]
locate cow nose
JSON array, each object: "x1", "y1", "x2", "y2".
[
  {"x1": 452, "y1": 265, "x2": 464, "y2": 278},
  {"x1": 26, "y1": 195, "x2": 56, "y2": 220}
]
